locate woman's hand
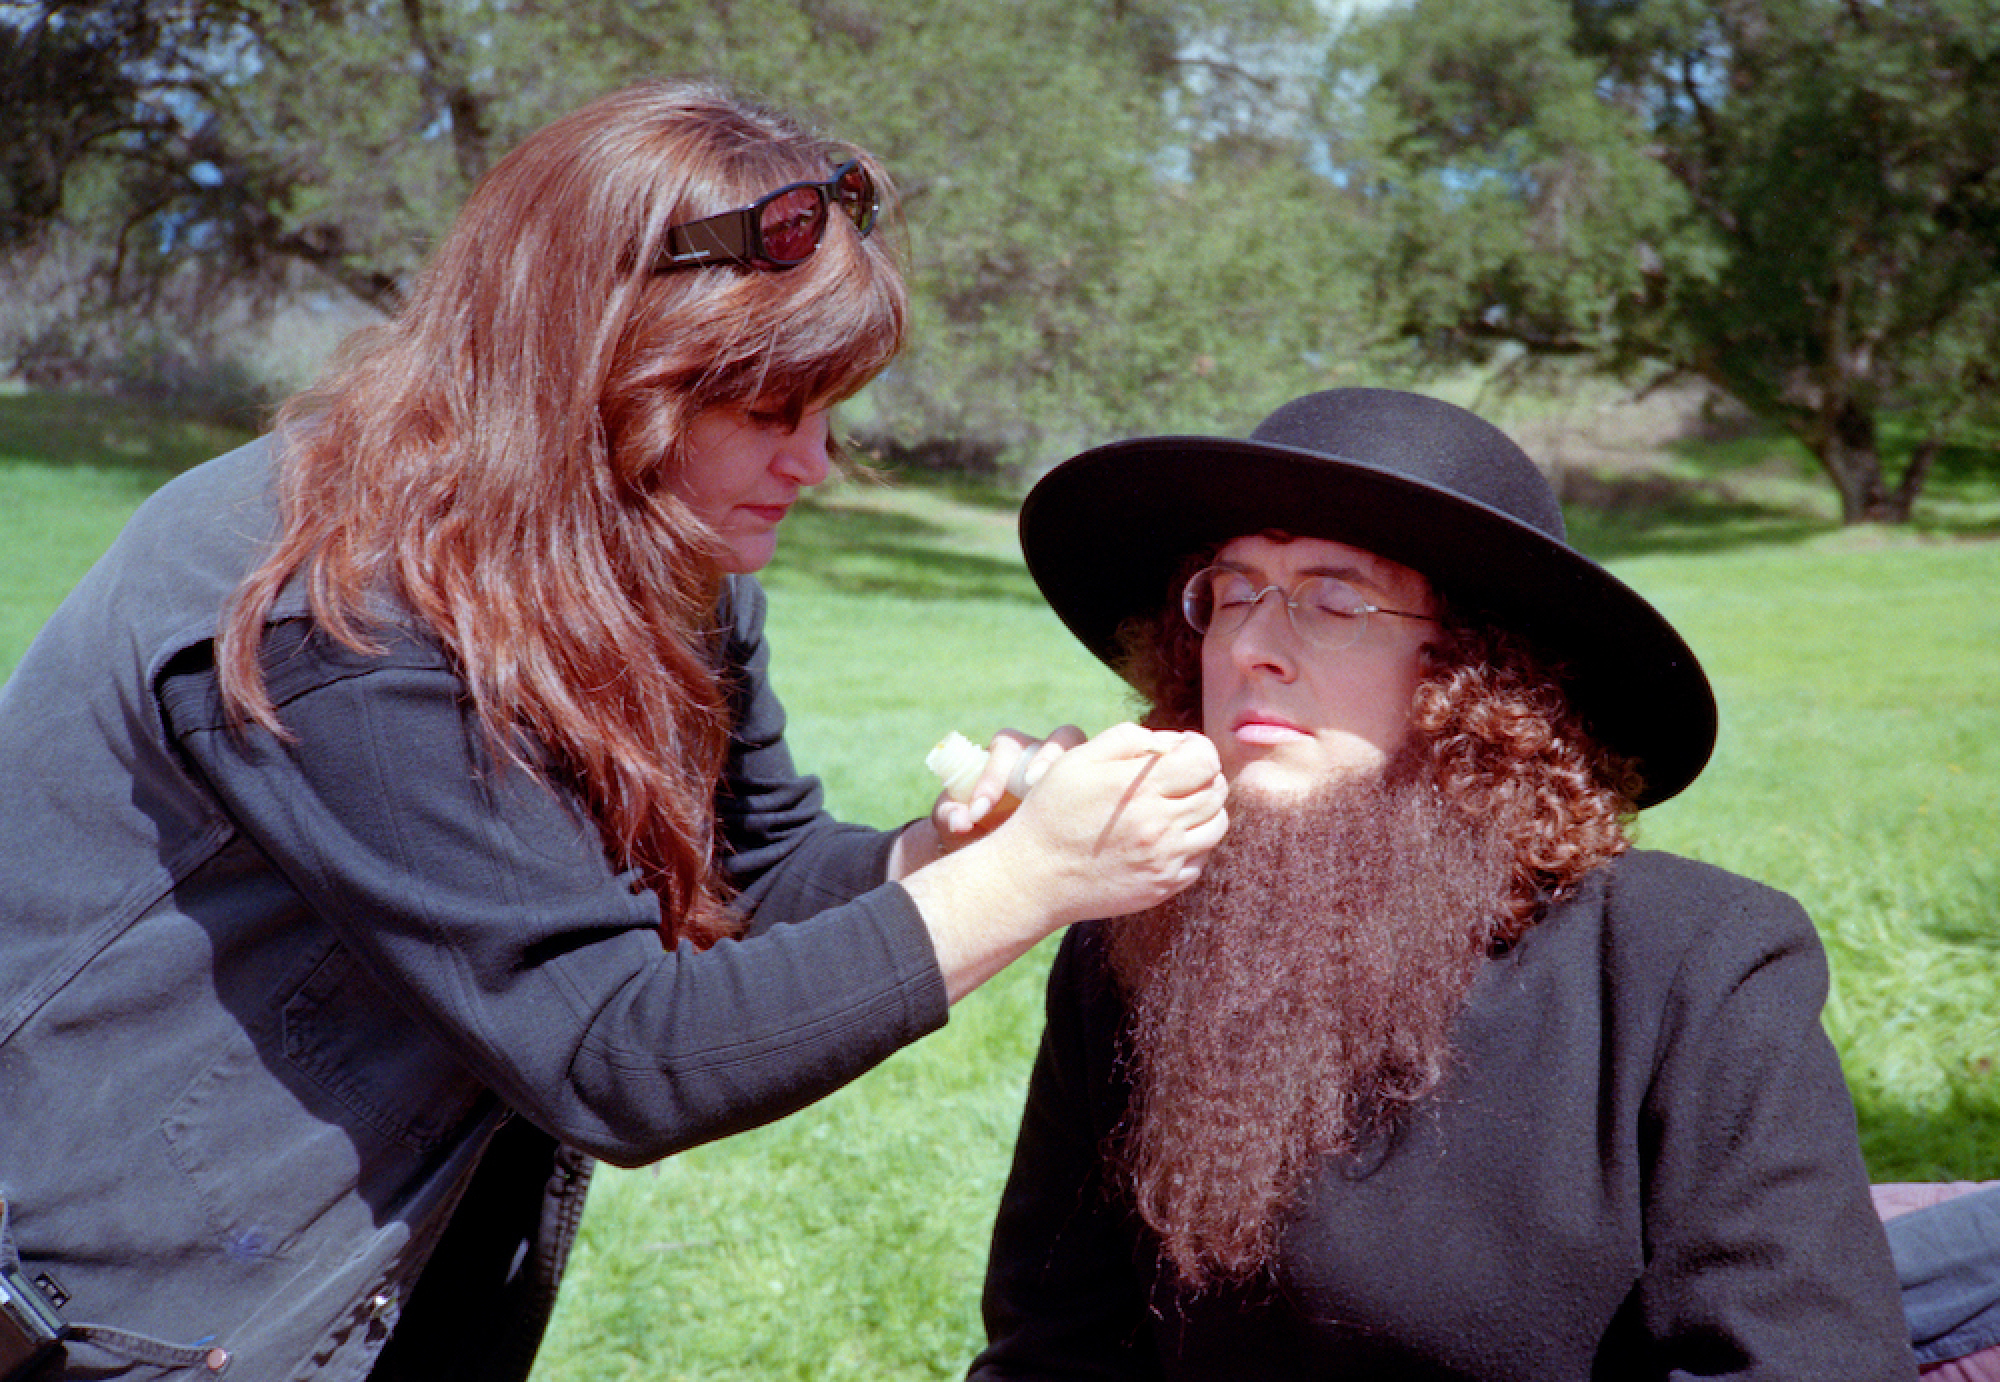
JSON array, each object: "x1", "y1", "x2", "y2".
[
  {"x1": 898, "y1": 722, "x2": 1229, "y2": 1002},
  {"x1": 931, "y1": 726, "x2": 1085, "y2": 839},
  {"x1": 993, "y1": 724, "x2": 1227, "y2": 924},
  {"x1": 890, "y1": 726, "x2": 1085, "y2": 878}
]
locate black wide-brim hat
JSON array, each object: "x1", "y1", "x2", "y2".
[{"x1": 1019, "y1": 388, "x2": 1716, "y2": 808}]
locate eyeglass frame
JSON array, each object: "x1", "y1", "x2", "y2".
[
  {"x1": 656, "y1": 159, "x2": 880, "y2": 272},
  {"x1": 1180, "y1": 564, "x2": 1438, "y2": 651}
]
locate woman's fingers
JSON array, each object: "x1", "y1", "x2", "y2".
[{"x1": 931, "y1": 725, "x2": 1087, "y2": 841}]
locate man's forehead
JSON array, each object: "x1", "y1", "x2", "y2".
[{"x1": 1212, "y1": 531, "x2": 1427, "y2": 592}]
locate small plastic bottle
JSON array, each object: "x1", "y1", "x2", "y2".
[{"x1": 925, "y1": 731, "x2": 1042, "y2": 806}]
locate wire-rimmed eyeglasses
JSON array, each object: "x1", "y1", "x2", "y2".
[{"x1": 1181, "y1": 565, "x2": 1437, "y2": 652}]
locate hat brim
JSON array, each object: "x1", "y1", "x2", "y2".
[{"x1": 1019, "y1": 435, "x2": 1716, "y2": 809}]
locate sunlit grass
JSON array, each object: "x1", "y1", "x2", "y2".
[{"x1": 0, "y1": 387, "x2": 253, "y2": 675}]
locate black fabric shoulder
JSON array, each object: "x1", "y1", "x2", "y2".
[
  {"x1": 157, "y1": 618, "x2": 457, "y2": 738},
  {"x1": 1591, "y1": 849, "x2": 1814, "y2": 959}
]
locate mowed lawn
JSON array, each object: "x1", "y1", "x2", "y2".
[{"x1": 3, "y1": 389, "x2": 1996, "y2": 1380}]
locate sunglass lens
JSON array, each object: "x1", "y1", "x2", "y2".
[
  {"x1": 757, "y1": 186, "x2": 828, "y2": 265},
  {"x1": 834, "y1": 163, "x2": 878, "y2": 235}
]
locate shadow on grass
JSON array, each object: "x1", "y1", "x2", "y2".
[
  {"x1": 1912, "y1": 861, "x2": 2000, "y2": 954},
  {"x1": 1560, "y1": 470, "x2": 1834, "y2": 560},
  {"x1": 1558, "y1": 423, "x2": 2000, "y2": 561},
  {"x1": 0, "y1": 388, "x2": 254, "y2": 479},
  {"x1": 1858, "y1": 1079, "x2": 2000, "y2": 1182},
  {"x1": 761, "y1": 486, "x2": 1044, "y2": 605},
  {"x1": 9, "y1": 386, "x2": 1996, "y2": 579},
  {"x1": 862, "y1": 456, "x2": 1029, "y2": 514}
]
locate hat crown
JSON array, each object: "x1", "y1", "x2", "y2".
[{"x1": 1250, "y1": 389, "x2": 1567, "y2": 545}]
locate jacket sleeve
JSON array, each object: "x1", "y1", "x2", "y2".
[
  {"x1": 1609, "y1": 856, "x2": 1917, "y2": 1381},
  {"x1": 971, "y1": 928, "x2": 1164, "y2": 1381},
  {"x1": 158, "y1": 616, "x2": 948, "y2": 1168},
  {"x1": 1879, "y1": 1182, "x2": 2000, "y2": 1364}
]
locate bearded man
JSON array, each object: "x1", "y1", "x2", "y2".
[{"x1": 967, "y1": 389, "x2": 1916, "y2": 1381}]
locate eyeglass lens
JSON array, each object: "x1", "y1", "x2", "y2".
[{"x1": 1183, "y1": 567, "x2": 1375, "y2": 649}]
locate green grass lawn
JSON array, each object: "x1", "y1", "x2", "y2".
[{"x1": 3, "y1": 389, "x2": 1997, "y2": 1379}]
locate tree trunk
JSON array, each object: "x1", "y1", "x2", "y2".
[{"x1": 1808, "y1": 399, "x2": 1915, "y2": 525}]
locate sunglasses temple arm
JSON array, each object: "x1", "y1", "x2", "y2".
[{"x1": 661, "y1": 211, "x2": 755, "y2": 269}]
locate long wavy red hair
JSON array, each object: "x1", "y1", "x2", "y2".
[
  {"x1": 221, "y1": 80, "x2": 907, "y2": 948},
  {"x1": 1117, "y1": 544, "x2": 1639, "y2": 938}
]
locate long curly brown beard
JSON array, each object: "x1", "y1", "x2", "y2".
[{"x1": 1105, "y1": 768, "x2": 1517, "y2": 1288}]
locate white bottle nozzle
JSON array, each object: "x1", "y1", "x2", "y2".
[
  {"x1": 927, "y1": 731, "x2": 1048, "y2": 806},
  {"x1": 925, "y1": 731, "x2": 989, "y2": 804}
]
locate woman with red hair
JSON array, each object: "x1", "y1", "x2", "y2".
[{"x1": 0, "y1": 80, "x2": 1225, "y2": 1381}]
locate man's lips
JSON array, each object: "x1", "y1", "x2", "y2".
[{"x1": 1231, "y1": 714, "x2": 1309, "y2": 746}]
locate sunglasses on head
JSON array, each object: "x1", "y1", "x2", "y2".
[{"x1": 657, "y1": 159, "x2": 879, "y2": 272}]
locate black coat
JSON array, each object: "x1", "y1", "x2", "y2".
[{"x1": 973, "y1": 851, "x2": 1916, "y2": 1381}]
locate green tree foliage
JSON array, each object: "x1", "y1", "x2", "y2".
[
  {"x1": 19, "y1": 0, "x2": 1987, "y2": 513},
  {"x1": 1337, "y1": 0, "x2": 2000, "y2": 523},
  {"x1": 2, "y1": 0, "x2": 1348, "y2": 464}
]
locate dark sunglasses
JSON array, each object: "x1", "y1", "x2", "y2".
[{"x1": 657, "y1": 159, "x2": 879, "y2": 272}]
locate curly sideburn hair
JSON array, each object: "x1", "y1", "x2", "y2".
[
  {"x1": 1118, "y1": 551, "x2": 1642, "y2": 938},
  {"x1": 220, "y1": 80, "x2": 908, "y2": 949}
]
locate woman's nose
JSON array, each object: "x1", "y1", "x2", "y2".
[{"x1": 777, "y1": 412, "x2": 832, "y2": 487}]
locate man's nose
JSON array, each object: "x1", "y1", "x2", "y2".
[{"x1": 1226, "y1": 592, "x2": 1300, "y2": 675}]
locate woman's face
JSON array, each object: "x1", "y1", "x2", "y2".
[{"x1": 673, "y1": 404, "x2": 833, "y2": 573}]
